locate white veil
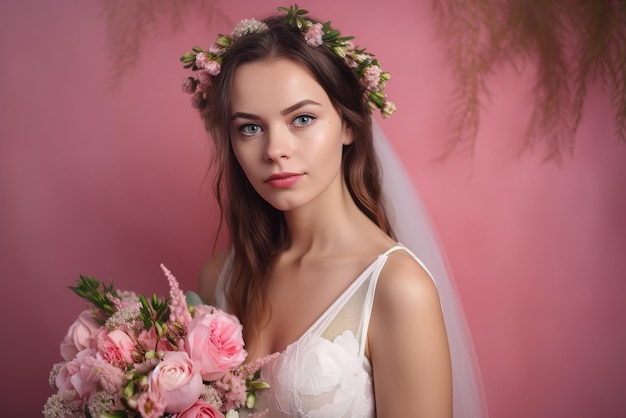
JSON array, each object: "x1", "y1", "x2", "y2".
[{"x1": 373, "y1": 121, "x2": 489, "y2": 417}]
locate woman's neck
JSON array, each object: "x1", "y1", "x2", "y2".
[{"x1": 282, "y1": 182, "x2": 384, "y2": 257}]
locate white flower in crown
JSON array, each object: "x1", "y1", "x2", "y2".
[{"x1": 232, "y1": 18, "x2": 269, "y2": 40}]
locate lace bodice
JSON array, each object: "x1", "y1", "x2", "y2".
[{"x1": 216, "y1": 245, "x2": 427, "y2": 417}]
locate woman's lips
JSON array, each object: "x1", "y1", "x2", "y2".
[{"x1": 264, "y1": 172, "x2": 304, "y2": 189}]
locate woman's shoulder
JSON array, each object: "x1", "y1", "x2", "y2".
[
  {"x1": 374, "y1": 247, "x2": 442, "y2": 318},
  {"x1": 198, "y1": 248, "x2": 231, "y2": 305}
]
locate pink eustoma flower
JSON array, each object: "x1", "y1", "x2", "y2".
[{"x1": 137, "y1": 390, "x2": 166, "y2": 418}]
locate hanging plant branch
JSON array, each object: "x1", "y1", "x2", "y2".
[
  {"x1": 433, "y1": 0, "x2": 626, "y2": 162},
  {"x1": 606, "y1": 0, "x2": 626, "y2": 142},
  {"x1": 511, "y1": 0, "x2": 573, "y2": 161},
  {"x1": 433, "y1": 0, "x2": 496, "y2": 160},
  {"x1": 99, "y1": 0, "x2": 232, "y2": 89}
]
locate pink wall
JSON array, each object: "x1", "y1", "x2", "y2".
[{"x1": 1, "y1": 1, "x2": 624, "y2": 416}]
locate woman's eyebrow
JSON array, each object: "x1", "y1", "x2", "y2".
[
  {"x1": 280, "y1": 99, "x2": 321, "y2": 116},
  {"x1": 230, "y1": 111, "x2": 260, "y2": 121}
]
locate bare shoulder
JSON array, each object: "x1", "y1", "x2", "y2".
[
  {"x1": 198, "y1": 248, "x2": 231, "y2": 305},
  {"x1": 373, "y1": 249, "x2": 441, "y2": 314}
]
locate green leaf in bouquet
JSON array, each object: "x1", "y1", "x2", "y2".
[
  {"x1": 185, "y1": 290, "x2": 204, "y2": 307},
  {"x1": 69, "y1": 275, "x2": 118, "y2": 321}
]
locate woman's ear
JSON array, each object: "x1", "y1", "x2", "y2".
[{"x1": 342, "y1": 122, "x2": 354, "y2": 145}]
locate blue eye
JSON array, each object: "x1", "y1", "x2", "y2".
[
  {"x1": 292, "y1": 114, "x2": 317, "y2": 127},
  {"x1": 239, "y1": 124, "x2": 263, "y2": 136}
]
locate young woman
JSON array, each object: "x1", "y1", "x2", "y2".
[{"x1": 182, "y1": 5, "x2": 486, "y2": 417}]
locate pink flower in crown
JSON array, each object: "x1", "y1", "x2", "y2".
[
  {"x1": 193, "y1": 51, "x2": 221, "y2": 79},
  {"x1": 343, "y1": 56, "x2": 358, "y2": 68},
  {"x1": 137, "y1": 390, "x2": 166, "y2": 418},
  {"x1": 361, "y1": 64, "x2": 382, "y2": 91},
  {"x1": 175, "y1": 400, "x2": 225, "y2": 418},
  {"x1": 149, "y1": 351, "x2": 203, "y2": 413},
  {"x1": 195, "y1": 52, "x2": 209, "y2": 69},
  {"x1": 182, "y1": 77, "x2": 198, "y2": 94},
  {"x1": 304, "y1": 22, "x2": 324, "y2": 47},
  {"x1": 203, "y1": 60, "x2": 221, "y2": 77},
  {"x1": 185, "y1": 307, "x2": 247, "y2": 381},
  {"x1": 98, "y1": 329, "x2": 136, "y2": 366},
  {"x1": 207, "y1": 43, "x2": 222, "y2": 55},
  {"x1": 60, "y1": 310, "x2": 100, "y2": 361},
  {"x1": 196, "y1": 70, "x2": 213, "y2": 88}
]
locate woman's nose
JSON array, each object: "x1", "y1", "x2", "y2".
[{"x1": 264, "y1": 127, "x2": 293, "y2": 161}]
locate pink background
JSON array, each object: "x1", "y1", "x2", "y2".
[{"x1": 1, "y1": 1, "x2": 625, "y2": 416}]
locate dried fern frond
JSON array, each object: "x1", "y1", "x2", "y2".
[
  {"x1": 433, "y1": 0, "x2": 626, "y2": 162},
  {"x1": 99, "y1": 0, "x2": 232, "y2": 89},
  {"x1": 433, "y1": 0, "x2": 496, "y2": 160}
]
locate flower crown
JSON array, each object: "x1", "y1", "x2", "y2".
[{"x1": 180, "y1": 4, "x2": 396, "y2": 118}]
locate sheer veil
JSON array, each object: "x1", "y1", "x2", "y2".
[{"x1": 373, "y1": 121, "x2": 489, "y2": 417}]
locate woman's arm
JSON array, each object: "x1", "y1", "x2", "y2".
[{"x1": 369, "y1": 251, "x2": 452, "y2": 418}]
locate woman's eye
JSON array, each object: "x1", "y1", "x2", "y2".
[
  {"x1": 292, "y1": 114, "x2": 317, "y2": 127},
  {"x1": 239, "y1": 124, "x2": 262, "y2": 136}
]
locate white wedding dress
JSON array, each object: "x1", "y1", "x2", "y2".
[{"x1": 216, "y1": 245, "x2": 425, "y2": 417}]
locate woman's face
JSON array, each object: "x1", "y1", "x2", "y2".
[{"x1": 228, "y1": 58, "x2": 352, "y2": 212}]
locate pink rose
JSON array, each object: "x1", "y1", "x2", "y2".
[
  {"x1": 98, "y1": 329, "x2": 136, "y2": 365},
  {"x1": 150, "y1": 351, "x2": 203, "y2": 413},
  {"x1": 175, "y1": 400, "x2": 225, "y2": 418},
  {"x1": 58, "y1": 349, "x2": 100, "y2": 398},
  {"x1": 60, "y1": 310, "x2": 100, "y2": 361},
  {"x1": 185, "y1": 307, "x2": 247, "y2": 381}
]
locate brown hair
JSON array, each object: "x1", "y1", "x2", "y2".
[{"x1": 202, "y1": 15, "x2": 394, "y2": 342}]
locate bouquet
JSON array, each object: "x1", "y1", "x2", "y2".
[{"x1": 44, "y1": 264, "x2": 276, "y2": 418}]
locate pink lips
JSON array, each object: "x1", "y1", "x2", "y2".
[{"x1": 264, "y1": 172, "x2": 304, "y2": 189}]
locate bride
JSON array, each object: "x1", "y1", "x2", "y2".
[{"x1": 182, "y1": 5, "x2": 487, "y2": 417}]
